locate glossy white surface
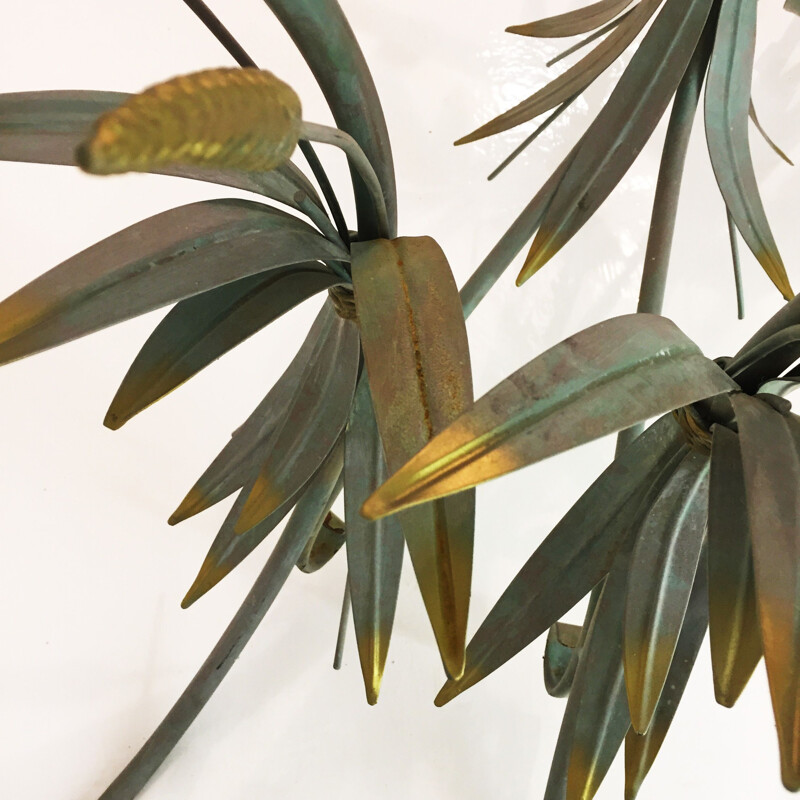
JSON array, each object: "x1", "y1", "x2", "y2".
[{"x1": 1, "y1": 2, "x2": 799, "y2": 798}]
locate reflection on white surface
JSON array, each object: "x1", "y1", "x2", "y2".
[{"x1": 0, "y1": 2, "x2": 799, "y2": 799}]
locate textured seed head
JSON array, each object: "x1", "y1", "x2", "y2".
[{"x1": 76, "y1": 67, "x2": 302, "y2": 175}]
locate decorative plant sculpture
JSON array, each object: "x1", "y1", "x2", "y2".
[{"x1": 0, "y1": 1, "x2": 798, "y2": 799}]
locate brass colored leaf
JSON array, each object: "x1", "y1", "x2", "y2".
[
  {"x1": 435, "y1": 415, "x2": 685, "y2": 706},
  {"x1": 235, "y1": 306, "x2": 360, "y2": 533},
  {"x1": 625, "y1": 546, "x2": 709, "y2": 800},
  {"x1": 705, "y1": 0, "x2": 794, "y2": 299},
  {"x1": 104, "y1": 263, "x2": 337, "y2": 429},
  {"x1": 623, "y1": 448, "x2": 709, "y2": 734},
  {"x1": 543, "y1": 622, "x2": 583, "y2": 698},
  {"x1": 519, "y1": 0, "x2": 714, "y2": 283},
  {"x1": 0, "y1": 200, "x2": 347, "y2": 367},
  {"x1": 76, "y1": 68, "x2": 302, "y2": 175},
  {"x1": 732, "y1": 393, "x2": 800, "y2": 790},
  {"x1": 507, "y1": 0, "x2": 637, "y2": 38},
  {"x1": 707, "y1": 423, "x2": 762, "y2": 707},
  {"x1": 168, "y1": 305, "x2": 331, "y2": 525},
  {"x1": 352, "y1": 237, "x2": 474, "y2": 680},
  {"x1": 344, "y1": 378, "x2": 404, "y2": 704},
  {"x1": 365, "y1": 315, "x2": 735, "y2": 518},
  {"x1": 456, "y1": 0, "x2": 663, "y2": 146}
]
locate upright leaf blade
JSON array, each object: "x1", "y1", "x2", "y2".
[
  {"x1": 434, "y1": 415, "x2": 685, "y2": 706},
  {"x1": 707, "y1": 422, "x2": 762, "y2": 707},
  {"x1": 0, "y1": 200, "x2": 348, "y2": 366},
  {"x1": 705, "y1": 0, "x2": 793, "y2": 299},
  {"x1": 104, "y1": 263, "x2": 337, "y2": 429},
  {"x1": 732, "y1": 393, "x2": 800, "y2": 789},
  {"x1": 344, "y1": 378, "x2": 405, "y2": 704},
  {"x1": 353, "y1": 237, "x2": 474, "y2": 680},
  {"x1": 623, "y1": 448, "x2": 709, "y2": 734},
  {"x1": 366, "y1": 314, "x2": 735, "y2": 517},
  {"x1": 264, "y1": 0, "x2": 397, "y2": 238}
]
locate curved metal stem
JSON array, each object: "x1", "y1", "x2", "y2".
[
  {"x1": 300, "y1": 121, "x2": 391, "y2": 240},
  {"x1": 97, "y1": 444, "x2": 343, "y2": 800}
]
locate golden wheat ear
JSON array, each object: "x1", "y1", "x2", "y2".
[{"x1": 77, "y1": 67, "x2": 302, "y2": 175}]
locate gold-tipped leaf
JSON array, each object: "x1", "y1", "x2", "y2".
[
  {"x1": 77, "y1": 68, "x2": 302, "y2": 176},
  {"x1": 352, "y1": 237, "x2": 474, "y2": 680},
  {"x1": 365, "y1": 314, "x2": 735, "y2": 519},
  {"x1": 507, "y1": 0, "x2": 636, "y2": 38},
  {"x1": 705, "y1": 0, "x2": 793, "y2": 299},
  {"x1": 732, "y1": 393, "x2": 800, "y2": 789}
]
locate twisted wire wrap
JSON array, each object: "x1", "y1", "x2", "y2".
[{"x1": 77, "y1": 67, "x2": 302, "y2": 175}]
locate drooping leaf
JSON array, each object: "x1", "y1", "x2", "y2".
[
  {"x1": 507, "y1": 0, "x2": 637, "y2": 38},
  {"x1": 76, "y1": 69, "x2": 302, "y2": 175},
  {"x1": 0, "y1": 90, "x2": 333, "y2": 229},
  {"x1": 0, "y1": 200, "x2": 348, "y2": 366},
  {"x1": 624, "y1": 545, "x2": 709, "y2": 800},
  {"x1": 456, "y1": 0, "x2": 664, "y2": 146},
  {"x1": 104, "y1": 263, "x2": 338, "y2": 429},
  {"x1": 344, "y1": 378, "x2": 405, "y2": 704},
  {"x1": 353, "y1": 236, "x2": 474, "y2": 680},
  {"x1": 750, "y1": 100, "x2": 794, "y2": 166},
  {"x1": 724, "y1": 325, "x2": 800, "y2": 394},
  {"x1": 264, "y1": 0, "x2": 397, "y2": 238},
  {"x1": 731, "y1": 393, "x2": 800, "y2": 790},
  {"x1": 235, "y1": 307, "x2": 360, "y2": 533},
  {"x1": 565, "y1": 547, "x2": 633, "y2": 800},
  {"x1": 434, "y1": 414, "x2": 685, "y2": 706},
  {"x1": 180, "y1": 462, "x2": 309, "y2": 608},
  {"x1": 519, "y1": 0, "x2": 715, "y2": 283},
  {"x1": 106, "y1": 440, "x2": 345, "y2": 800},
  {"x1": 169, "y1": 304, "x2": 333, "y2": 524},
  {"x1": 366, "y1": 314, "x2": 735, "y2": 518},
  {"x1": 543, "y1": 621, "x2": 584, "y2": 698},
  {"x1": 707, "y1": 422, "x2": 762, "y2": 707},
  {"x1": 623, "y1": 448, "x2": 709, "y2": 734},
  {"x1": 705, "y1": 0, "x2": 793, "y2": 299}
]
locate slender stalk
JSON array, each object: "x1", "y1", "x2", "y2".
[
  {"x1": 180, "y1": 0, "x2": 350, "y2": 247},
  {"x1": 614, "y1": 27, "x2": 708, "y2": 455},
  {"x1": 488, "y1": 94, "x2": 580, "y2": 181},
  {"x1": 301, "y1": 121, "x2": 391, "y2": 240},
  {"x1": 98, "y1": 445, "x2": 344, "y2": 800},
  {"x1": 264, "y1": 0, "x2": 398, "y2": 239},
  {"x1": 546, "y1": 8, "x2": 635, "y2": 68},
  {"x1": 333, "y1": 578, "x2": 351, "y2": 670}
]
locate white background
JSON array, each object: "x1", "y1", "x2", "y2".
[{"x1": 1, "y1": 1, "x2": 799, "y2": 798}]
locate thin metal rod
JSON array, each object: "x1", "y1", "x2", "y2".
[
  {"x1": 98, "y1": 447, "x2": 343, "y2": 800},
  {"x1": 333, "y1": 578, "x2": 351, "y2": 670},
  {"x1": 301, "y1": 121, "x2": 391, "y2": 240},
  {"x1": 488, "y1": 94, "x2": 579, "y2": 181},
  {"x1": 615, "y1": 22, "x2": 709, "y2": 455},
  {"x1": 726, "y1": 207, "x2": 745, "y2": 320},
  {"x1": 299, "y1": 140, "x2": 351, "y2": 249},
  {"x1": 546, "y1": 8, "x2": 635, "y2": 68},
  {"x1": 181, "y1": 0, "x2": 257, "y2": 67},
  {"x1": 180, "y1": 0, "x2": 350, "y2": 247}
]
